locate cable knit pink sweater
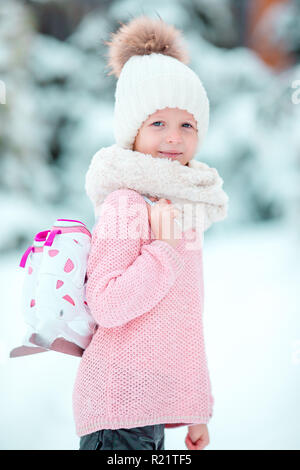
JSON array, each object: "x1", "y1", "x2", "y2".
[{"x1": 72, "y1": 188, "x2": 214, "y2": 437}]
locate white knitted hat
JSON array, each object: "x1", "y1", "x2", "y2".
[{"x1": 104, "y1": 16, "x2": 209, "y2": 157}]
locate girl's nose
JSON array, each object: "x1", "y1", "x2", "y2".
[{"x1": 166, "y1": 134, "x2": 182, "y2": 144}]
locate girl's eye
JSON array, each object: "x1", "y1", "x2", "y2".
[{"x1": 151, "y1": 121, "x2": 193, "y2": 128}]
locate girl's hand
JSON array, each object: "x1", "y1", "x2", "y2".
[
  {"x1": 185, "y1": 424, "x2": 210, "y2": 450},
  {"x1": 146, "y1": 197, "x2": 182, "y2": 249}
]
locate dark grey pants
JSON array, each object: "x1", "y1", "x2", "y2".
[{"x1": 79, "y1": 424, "x2": 165, "y2": 450}]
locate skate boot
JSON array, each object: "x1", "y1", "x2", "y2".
[
  {"x1": 10, "y1": 230, "x2": 50, "y2": 357},
  {"x1": 28, "y1": 219, "x2": 96, "y2": 356}
]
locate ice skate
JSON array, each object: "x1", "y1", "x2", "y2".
[
  {"x1": 28, "y1": 219, "x2": 96, "y2": 355},
  {"x1": 10, "y1": 219, "x2": 96, "y2": 358}
]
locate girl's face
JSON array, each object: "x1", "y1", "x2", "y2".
[{"x1": 132, "y1": 107, "x2": 198, "y2": 166}]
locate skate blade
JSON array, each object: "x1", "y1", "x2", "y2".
[
  {"x1": 29, "y1": 333, "x2": 84, "y2": 357},
  {"x1": 9, "y1": 344, "x2": 48, "y2": 358},
  {"x1": 49, "y1": 337, "x2": 84, "y2": 357}
]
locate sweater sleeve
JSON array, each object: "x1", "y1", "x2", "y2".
[{"x1": 85, "y1": 188, "x2": 185, "y2": 328}]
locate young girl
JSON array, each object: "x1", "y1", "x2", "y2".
[{"x1": 73, "y1": 15, "x2": 229, "y2": 451}]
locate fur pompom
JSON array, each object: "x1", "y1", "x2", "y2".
[{"x1": 103, "y1": 15, "x2": 190, "y2": 78}]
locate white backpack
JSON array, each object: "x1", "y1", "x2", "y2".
[{"x1": 10, "y1": 196, "x2": 156, "y2": 358}]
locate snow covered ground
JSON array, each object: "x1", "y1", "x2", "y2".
[{"x1": 0, "y1": 219, "x2": 299, "y2": 450}]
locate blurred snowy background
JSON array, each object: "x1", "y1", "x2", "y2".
[{"x1": 0, "y1": 0, "x2": 299, "y2": 450}]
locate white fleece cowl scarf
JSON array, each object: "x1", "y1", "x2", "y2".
[{"x1": 85, "y1": 144, "x2": 229, "y2": 233}]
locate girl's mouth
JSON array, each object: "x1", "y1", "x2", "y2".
[{"x1": 158, "y1": 152, "x2": 182, "y2": 158}]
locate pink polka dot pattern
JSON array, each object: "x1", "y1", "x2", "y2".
[
  {"x1": 28, "y1": 267, "x2": 33, "y2": 274},
  {"x1": 56, "y1": 280, "x2": 64, "y2": 289},
  {"x1": 63, "y1": 294, "x2": 75, "y2": 306},
  {"x1": 64, "y1": 258, "x2": 74, "y2": 273},
  {"x1": 49, "y1": 249, "x2": 59, "y2": 257},
  {"x1": 30, "y1": 299, "x2": 35, "y2": 307}
]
